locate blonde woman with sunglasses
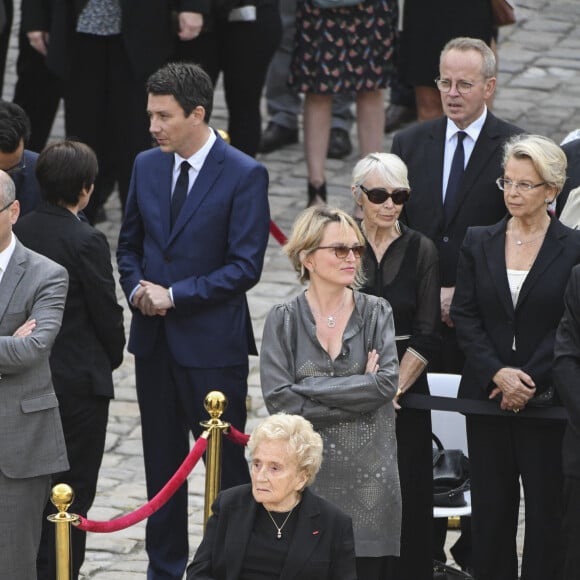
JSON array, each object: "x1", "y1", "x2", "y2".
[{"x1": 260, "y1": 206, "x2": 401, "y2": 579}]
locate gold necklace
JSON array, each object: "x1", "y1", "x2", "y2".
[{"x1": 266, "y1": 506, "x2": 296, "y2": 539}]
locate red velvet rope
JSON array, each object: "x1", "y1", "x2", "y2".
[
  {"x1": 225, "y1": 425, "x2": 250, "y2": 446},
  {"x1": 269, "y1": 220, "x2": 288, "y2": 246},
  {"x1": 76, "y1": 436, "x2": 208, "y2": 533}
]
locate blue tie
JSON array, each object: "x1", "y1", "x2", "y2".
[
  {"x1": 171, "y1": 161, "x2": 190, "y2": 228},
  {"x1": 444, "y1": 131, "x2": 466, "y2": 223}
]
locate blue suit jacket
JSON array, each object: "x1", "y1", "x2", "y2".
[
  {"x1": 12, "y1": 149, "x2": 41, "y2": 216},
  {"x1": 117, "y1": 133, "x2": 270, "y2": 367}
]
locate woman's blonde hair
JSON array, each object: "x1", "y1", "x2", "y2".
[
  {"x1": 502, "y1": 134, "x2": 568, "y2": 194},
  {"x1": 248, "y1": 413, "x2": 323, "y2": 487},
  {"x1": 284, "y1": 206, "x2": 365, "y2": 286}
]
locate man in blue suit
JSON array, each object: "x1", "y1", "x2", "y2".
[{"x1": 117, "y1": 62, "x2": 270, "y2": 580}]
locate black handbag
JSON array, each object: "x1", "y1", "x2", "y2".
[
  {"x1": 432, "y1": 434, "x2": 470, "y2": 508},
  {"x1": 433, "y1": 560, "x2": 474, "y2": 579}
]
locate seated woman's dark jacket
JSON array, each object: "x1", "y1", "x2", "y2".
[{"x1": 186, "y1": 484, "x2": 357, "y2": 580}]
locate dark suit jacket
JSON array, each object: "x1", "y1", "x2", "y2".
[
  {"x1": 391, "y1": 112, "x2": 523, "y2": 286},
  {"x1": 451, "y1": 217, "x2": 580, "y2": 406},
  {"x1": 11, "y1": 149, "x2": 41, "y2": 216},
  {"x1": 186, "y1": 484, "x2": 357, "y2": 580},
  {"x1": 117, "y1": 132, "x2": 270, "y2": 368},
  {"x1": 14, "y1": 203, "x2": 125, "y2": 397},
  {"x1": 21, "y1": 0, "x2": 200, "y2": 80},
  {"x1": 556, "y1": 138, "x2": 580, "y2": 216},
  {"x1": 554, "y1": 265, "x2": 580, "y2": 477}
]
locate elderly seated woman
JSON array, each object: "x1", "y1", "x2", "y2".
[{"x1": 186, "y1": 413, "x2": 357, "y2": 580}]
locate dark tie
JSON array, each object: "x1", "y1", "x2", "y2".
[
  {"x1": 444, "y1": 131, "x2": 466, "y2": 223},
  {"x1": 171, "y1": 161, "x2": 190, "y2": 228}
]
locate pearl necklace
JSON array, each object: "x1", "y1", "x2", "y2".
[
  {"x1": 265, "y1": 506, "x2": 296, "y2": 539},
  {"x1": 512, "y1": 233, "x2": 545, "y2": 246},
  {"x1": 507, "y1": 219, "x2": 548, "y2": 246}
]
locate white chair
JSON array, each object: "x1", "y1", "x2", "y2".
[{"x1": 428, "y1": 372, "x2": 472, "y2": 519}]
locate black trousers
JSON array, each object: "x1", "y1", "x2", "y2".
[
  {"x1": 63, "y1": 33, "x2": 152, "y2": 222},
  {"x1": 37, "y1": 395, "x2": 110, "y2": 580},
  {"x1": 13, "y1": 28, "x2": 62, "y2": 152},
  {"x1": 0, "y1": 0, "x2": 12, "y2": 96},
  {"x1": 391, "y1": 408, "x2": 433, "y2": 580},
  {"x1": 563, "y1": 476, "x2": 580, "y2": 580},
  {"x1": 466, "y1": 415, "x2": 565, "y2": 580},
  {"x1": 172, "y1": 4, "x2": 281, "y2": 158}
]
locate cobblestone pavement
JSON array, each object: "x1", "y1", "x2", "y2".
[{"x1": 4, "y1": 0, "x2": 580, "y2": 576}]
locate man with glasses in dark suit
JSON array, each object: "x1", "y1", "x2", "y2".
[{"x1": 0, "y1": 100, "x2": 41, "y2": 215}]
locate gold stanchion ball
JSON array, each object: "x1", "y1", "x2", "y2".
[
  {"x1": 217, "y1": 129, "x2": 230, "y2": 144},
  {"x1": 204, "y1": 391, "x2": 228, "y2": 420},
  {"x1": 51, "y1": 483, "x2": 75, "y2": 512}
]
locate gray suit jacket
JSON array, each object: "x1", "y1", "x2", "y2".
[{"x1": 0, "y1": 238, "x2": 69, "y2": 478}]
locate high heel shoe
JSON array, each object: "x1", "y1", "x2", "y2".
[{"x1": 307, "y1": 182, "x2": 327, "y2": 208}]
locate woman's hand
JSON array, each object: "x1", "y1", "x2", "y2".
[
  {"x1": 365, "y1": 349, "x2": 379, "y2": 374},
  {"x1": 13, "y1": 319, "x2": 36, "y2": 338},
  {"x1": 490, "y1": 367, "x2": 536, "y2": 411}
]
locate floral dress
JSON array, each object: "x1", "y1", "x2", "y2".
[{"x1": 289, "y1": 0, "x2": 397, "y2": 94}]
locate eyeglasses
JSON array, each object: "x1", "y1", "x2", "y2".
[
  {"x1": 315, "y1": 245, "x2": 365, "y2": 259},
  {"x1": 0, "y1": 200, "x2": 14, "y2": 213},
  {"x1": 496, "y1": 178, "x2": 547, "y2": 193},
  {"x1": 358, "y1": 184, "x2": 410, "y2": 205},
  {"x1": 435, "y1": 78, "x2": 478, "y2": 94}
]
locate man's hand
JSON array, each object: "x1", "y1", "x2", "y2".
[
  {"x1": 178, "y1": 12, "x2": 203, "y2": 41},
  {"x1": 490, "y1": 367, "x2": 536, "y2": 411},
  {"x1": 133, "y1": 281, "x2": 172, "y2": 316},
  {"x1": 27, "y1": 31, "x2": 49, "y2": 55},
  {"x1": 440, "y1": 286, "x2": 455, "y2": 327},
  {"x1": 13, "y1": 319, "x2": 36, "y2": 337}
]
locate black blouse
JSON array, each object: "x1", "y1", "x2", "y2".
[
  {"x1": 239, "y1": 503, "x2": 300, "y2": 580},
  {"x1": 361, "y1": 223, "x2": 441, "y2": 394}
]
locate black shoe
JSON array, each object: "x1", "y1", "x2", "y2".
[
  {"x1": 327, "y1": 128, "x2": 352, "y2": 160},
  {"x1": 384, "y1": 104, "x2": 417, "y2": 133},
  {"x1": 258, "y1": 122, "x2": 298, "y2": 153},
  {"x1": 307, "y1": 182, "x2": 327, "y2": 208}
]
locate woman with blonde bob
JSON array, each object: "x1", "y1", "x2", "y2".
[
  {"x1": 260, "y1": 206, "x2": 401, "y2": 579},
  {"x1": 451, "y1": 134, "x2": 580, "y2": 579},
  {"x1": 187, "y1": 413, "x2": 357, "y2": 579}
]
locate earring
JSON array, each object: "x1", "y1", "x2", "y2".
[{"x1": 545, "y1": 198, "x2": 551, "y2": 204}]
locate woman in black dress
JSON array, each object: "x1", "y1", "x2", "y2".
[{"x1": 354, "y1": 152, "x2": 440, "y2": 580}]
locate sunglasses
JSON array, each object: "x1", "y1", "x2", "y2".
[
  {"x1": 359, "y1": 184, "x2": 410, "y2": 205},
  {"x1": 315, "y1": 245, "x2": 365, "y2": 259}
]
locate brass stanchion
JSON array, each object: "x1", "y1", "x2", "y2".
[
  {"x1": 48, "y1": 483, "x2": 79, "y2": 580},
  {"x1": 200, "y1": 391, "x2": 230, "y2": 528}
]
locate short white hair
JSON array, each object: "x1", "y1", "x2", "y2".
[{"x1": 351, "y1": 152, "x2": 409, "y2": 203}]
